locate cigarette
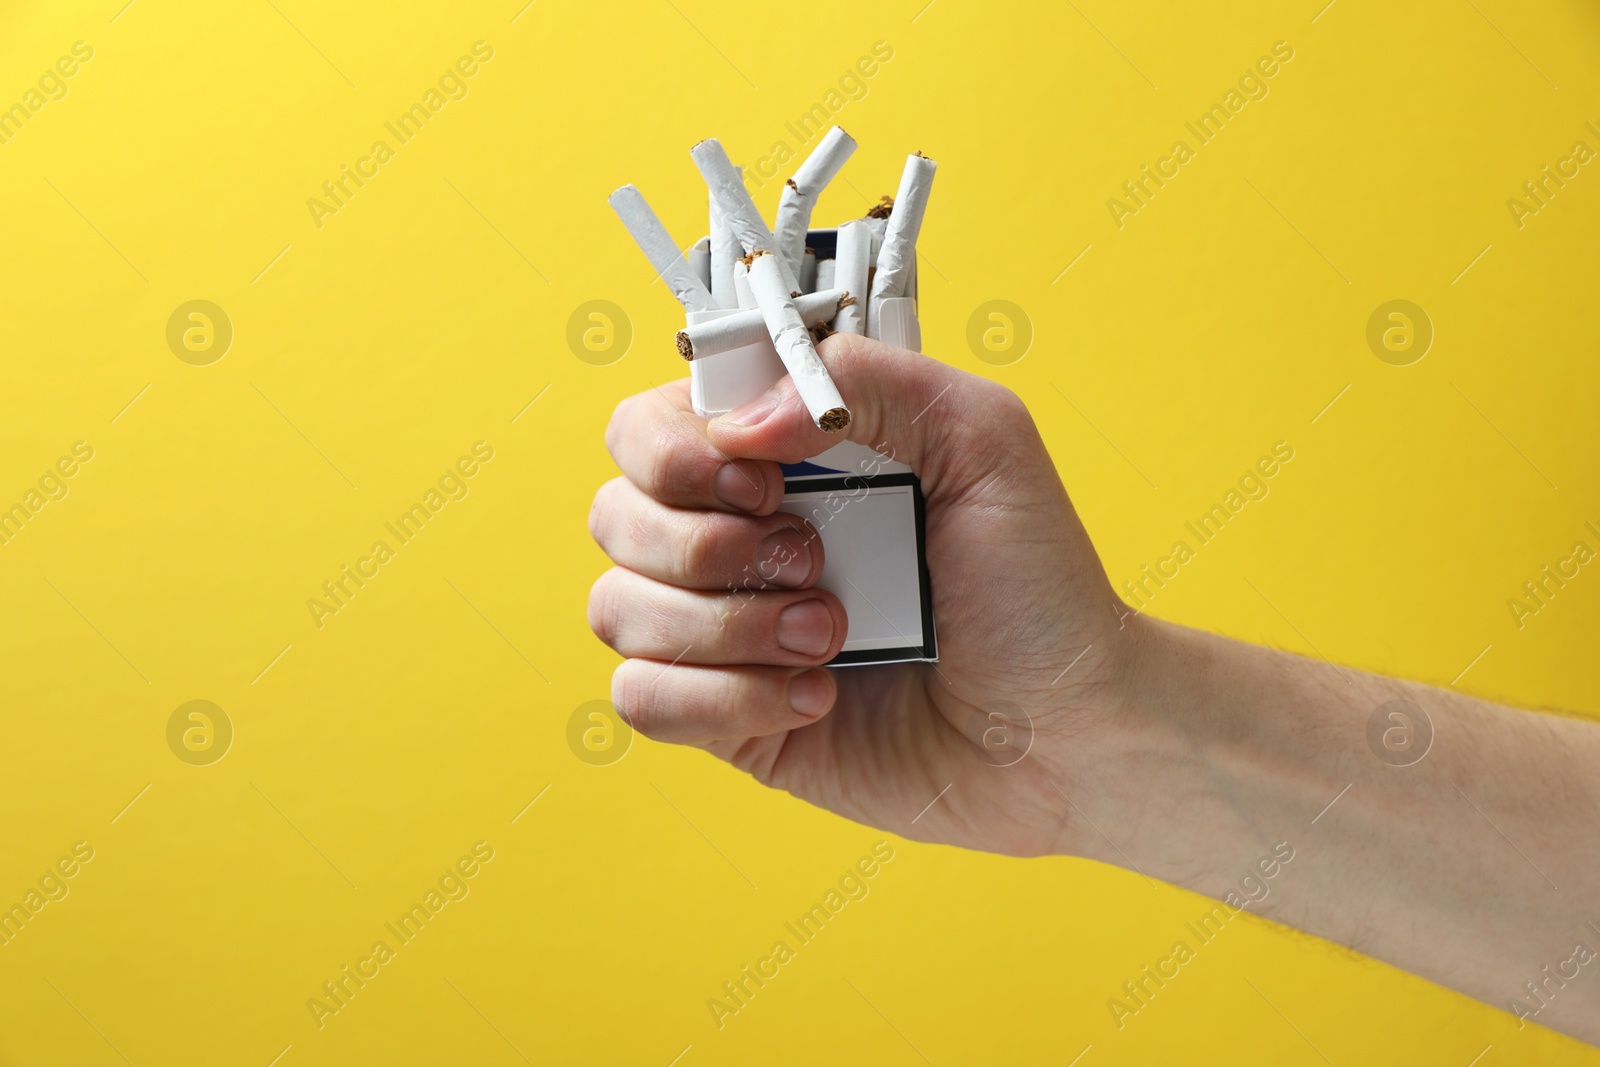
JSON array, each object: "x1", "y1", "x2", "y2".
[
  {"x1": 607, "y1": 185, "x2": 713, "y2": 313},
  {"x1": 774, "y1": 125, "x2": 857, "y2": 277},
  {"x1": 745, "y1": 251, "x2": 850, "y2": 432},
  {"x1": 832, "y1": 219, "x2": 872, "y2": 336},
  {"x1": 732, "y1": 258, "x2": 757, "y2": 308},
  {"x1": 709, "y1": 181, "x2": 741, "y2": 309},
  {"x1": 865, "y1": 215, "x2": 888, "y2": 263},
  {"x1": 815, "y1": 258, "x2": 835, "y2": 290},
  {"x1": 675, "y1": 288, "x2": 851, "y2": 360},
  {"x1": 868, "y1": 153, "x2": 936, "y2": 338},
  {"x1": 799, "y1": 248, "x2": 817, "y2": 293},
  {"x1": 863, "y1": 196, "x2": 892, "y2": 256},
  {"x1": 689, "y1": 236, "x2": 711, "y2": 292},
  {"x1": 689, "y1": 138, "x2": 801, "y2": 295}
]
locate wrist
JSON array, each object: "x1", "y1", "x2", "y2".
[
  {"x1": 1051, "y1": 615, "x2": 1336, "y2": 893},
  {"x1": 1044, "y1": 613, "x2": 1213, "y2": 864}
]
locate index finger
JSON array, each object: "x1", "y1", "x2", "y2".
[{"x1": 604, "y1": 378, "x2": 785, "y2": 514}]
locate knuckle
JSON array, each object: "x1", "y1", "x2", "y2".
[
  {"x1": 646, "y1": 430, "x2": 699, "y2": 502},
  {"x1": 676, "y1": 512, "x2": 724, "y2": 582},
  {"x1": 611, "y1": 661, "x2": 652, "y2": 734},
  {"x1": 820, "y1": 330, "x2": 874, "y2": 369},
  {"x1": 959, "y1": 379, "x2": 1035, "y2": 450},
  {"x1": 706, "y1": 669, "x2": 741, "y2": 714},
  {"x1": 966, "y1": 375, "x2": 1025, "y2": 419},
  {"x1": 613, "y1": 660, "x2": 666, "y2": 738},
  {"x1": 588, "y1": 479, "x2": 620, "y2": 549},
  {"x1": 706, "y1": 591, "x2": 738, "y2": 639},
  {"x1": 604, "y1": 396, "x2": 636, "y2": 464},
  {"x1": 586, "y1": 570, "x2": 627, "y2": 649},
  {"x1": 595, "y1": 478, "x2": 649, "y2": 563},
  {"x1": 987, "y1": 379, "x2": 1030, "y2": 418},
  {"x1": 624, "y1": 505, "x2": 656, "y2": 561}
]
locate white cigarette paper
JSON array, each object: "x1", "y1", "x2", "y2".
[
  {"x1": 868, "y1": 155, "x2": 936, "y2": 338},
  {"x1": 746, "y1": 252, "x2": 849, "y2": 432},
  {"x1": 732, "y1": 259, "x2": 756, "y2": 308},
  {"x1": 815, "y1": 258, "x2": 835, "y2": 290},
  {"x1": 689, "y1": 138, "x2": 801, "y2": 295},
  {"x1": 774, "y1": 125, "x2": 857, "y2": 277},
  {"x1": 709, "y1": 181, "x2": 741, "y2": 309},
  {"x1": 676, "y1": 288, "x2": 852, "y2": 360},
  {"x1": 833, "y1": 220, "x2": 872, "y2": 336},
  {"x1": 863, "y1": 197, "x2": 892, "y2": 260},
  {"x1": 799, "y1": 249, "x2": 817, "y2": 293},
  {"x1": 690, "y1": 236, "x2": 711, "y2": 291},
  {"x1": 866, "y1": 216, "x2": 888, "y2": 263},
  {"x1": 608, "y1": 185, "x2": 713, "y2": 313}
]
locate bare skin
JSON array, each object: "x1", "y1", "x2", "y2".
[{"x1": 587, "y1": 334, "x2": 1600, "y2": 1044}]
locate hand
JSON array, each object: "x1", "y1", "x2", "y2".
[
  {"x1": 589, "y1": 334, "x2": 1600, "y2": 1044},
  {"x1": 588, "y1": 334, "x2": 1136, "y2": 855}
]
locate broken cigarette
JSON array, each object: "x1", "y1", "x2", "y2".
[
  {"x1": 732, "y1": 258, "x2": 756, "y2": 308},
  {"x1": 689, "y1": 236, "x2": 711, "y2": 291},
  {"x1": 774, "y1": 125, "x2": 857, "y2": 278},
  {"x1": 832, "y1": 219, "x2": 872, "y2": 336},
  {"x1": 675, "y1": 288, "x2": 852, "y2": 360},
  {"x1": 607, "y1": 185, "x2": 713, "y2": 313},
  {"x1": 709, "y1": 180, "x2": 741, "y2": 309},
  {"x1": 865, "y1": 215, "x2": 888, "y2": 263},
  {"x1": 689, "y1": 138, "x2": 801, "y2": 296},
  {"x1": 868, "y1": 154, "x2": 936, "y2": 338},
  {"x1": 745, "y1": 251, "x2": 850, "y2": 432}
]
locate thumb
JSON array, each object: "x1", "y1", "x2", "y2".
[{"x1": 705, "y1": 333, "x2": 1036, "y2": 497}]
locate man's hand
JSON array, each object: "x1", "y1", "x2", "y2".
[
  {"x1": 588, "y1": 335, "x2": 1600, "y2": 1044},
  {"x1": 588, "y1": 333, "x2": 1134, "y2": 856}
]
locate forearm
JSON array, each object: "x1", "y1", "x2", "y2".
[{"x1": 1072, "y1": 615, "x2": 1600, "y2": 1041}]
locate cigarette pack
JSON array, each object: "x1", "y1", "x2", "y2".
[{"x1": 688, "y1": 227, "x2": 936, "y2": 666}]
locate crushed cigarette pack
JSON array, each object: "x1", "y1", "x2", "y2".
[
  {"x1": 610, "y1": 132, "x2": 938, "y2": 666},
  {"x1": 690, "y1": 225, "x2": 933, "y2": 665}
]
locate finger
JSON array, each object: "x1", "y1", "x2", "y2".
[
  {"x1": 704, "y1": 333, "x2": 1049, "y2": 498},
  {"x1": 605, "y1": 380, "x2": 784, "y2": 513},
  {"x1": 611, "y1": 659, "x2": 838, "y2": 744},
  {"x1": 589, "y1": 567, "x2": 847, "y2": 665},
  {"x1": 589, "y1": 477, "x2": 824, "y2": 590}
]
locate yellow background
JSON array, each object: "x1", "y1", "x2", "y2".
[{"x1": 1, "y1": 0, "x2": 1597, "y2": 1063}]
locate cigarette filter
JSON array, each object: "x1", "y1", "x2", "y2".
[
  {"x1": 676, "y1": 288, "x2": 851, "y2": 360},
  {"x1": 607, "y1": 185, "x2": 713, "y2": 313},
  {"x1": 690, "y1": 139, "x2": 801, "y2": 295},
  {"x1": 746, "y1": 252, "x2": 849, "y2": 432},
  {"x1": 774, "y1": 125, "x2": 857, "y2": 276}
]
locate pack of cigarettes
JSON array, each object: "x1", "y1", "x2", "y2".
[{"x1": 608, "y1": 127, "x2": 937, "y2": 666}]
